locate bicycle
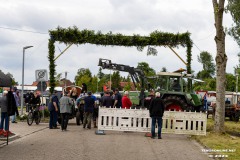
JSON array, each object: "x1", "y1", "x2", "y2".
[{"x1": 27, "y1": 104, "x2": 41, "y2": 126}]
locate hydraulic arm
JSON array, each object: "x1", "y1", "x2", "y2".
[{"x1": 98, "y1": 58, "x2": 147, "y2": 107}]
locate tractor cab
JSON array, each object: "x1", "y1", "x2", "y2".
[
  {"x1": 153, "y1": 71, "x2": 203, "y2": 112},
  {"x1": 154, "y1": 71, "x2": 191, "y2": 93}
]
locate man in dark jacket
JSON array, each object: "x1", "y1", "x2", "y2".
[
  {"x1": 102, "y1": 91, "x2": 113, "y2": 108},
  {"x1": 83, "y1": 92, "x2": 95, "y2": 129},
  {"x1": 49, "y1": 91, "x2": 59, "y2": 129},
  {"x1": 149, "y1": 92, "x2": 165, "y2": 139},
  {"x1": 113, "y1": 88, "x2": 122, "y2": 108}
]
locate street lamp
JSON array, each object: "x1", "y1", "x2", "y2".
[
  {"x1": 235, "y1": 67, "x2": 239, "y2": 93},
  {"x1": 21, "y1": 46, "x2": 33, "y2": 115},
  {"x1": 236, "y1": 72, "x2": 239, "y2": 93}
]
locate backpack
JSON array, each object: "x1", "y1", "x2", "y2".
[{"x1": 48, "y1": 95, "x2": 54, "y2": 111}]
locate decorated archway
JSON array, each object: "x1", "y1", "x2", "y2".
[{"x1": 48, "y1": 26, "x2": 193, "y2": 93}]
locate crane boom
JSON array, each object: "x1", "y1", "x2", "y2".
[{"x1": 98, "y1": 58, "x2": 147, "y2": 107}]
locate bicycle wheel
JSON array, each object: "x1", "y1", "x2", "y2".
[
  {"x1": 27, "y1": 112, "x2": 34, "y2": 126},
  {"x1": 35, "y1": 111, "x2": 41, "y2": 125}
]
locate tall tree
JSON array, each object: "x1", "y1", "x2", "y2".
[
  {"x1": 111, "y1": 71, "x2": 121, "y2": 90},
  {"x1": 137, "y1": 62, "x2": 156, "y2": 76},
  {"x1": 197, "y1": 51, "x2": 215, "y2": 79},
  {"x1": 97, "y1": 67, "x2": 104, "y2": 79},
  {"x1": 137, "y1": 62, "x2": 156, "y2": 90},
  {"x1": 160, "y1": 67, "x2": 167, "y2": 72},
  {"x1": 212, "y1": 0, "x2": 227, "y2": 133},
  {"x1": 123, "y1": 75, "x2": 132, "y2": 91},
  {"x1": 6, "y1": 72, "x2": 18, "y2": 85},
  {"x1": 75, "y1": 68, "x2": 92, "y2": 88}
]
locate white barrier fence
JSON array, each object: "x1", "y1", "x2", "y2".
[{"x1": 98, "y1": 107, "x2": 207, "y2": 135}]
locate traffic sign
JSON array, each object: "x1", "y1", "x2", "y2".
[{"x1": 35, "y1": 69, "x2": 48, "y2": 82}]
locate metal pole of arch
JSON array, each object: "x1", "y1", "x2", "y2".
[
  {"x1": 167, "y1": 45, "x2": 187, "y2": 66},
  {"x1": 54, "y1": 44, "x2": 73, "y2": 61}
]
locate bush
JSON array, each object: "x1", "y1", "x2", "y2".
[{"x1": 43, "y1": 108, "x2": 50, "y2": 117}]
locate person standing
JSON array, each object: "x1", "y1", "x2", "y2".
[
  {"x1": 82, "y1": 83, "x2": 87, "y2": 94},
  {"x1": 102, "y1": 91, "x2": 113, "y2": 108},
  {"x1": 0, "y1": 91, "x2": 12, "y2": 137},
  {"x1": 83, "y1": 92, "x2": 95, "y2": 129},
  {"x1": 113, "y1": 88, "x2": 122, "y2": 108},
  {"x1": 149, "y1": 92, "x2": 165, "y2": 139},
  {"x1": 122, "y1": 91, "x2": 132, "y2": 109},
  {"x1": 11, "y1": 87, "x2": 20, "y2": 123},
  {"x1": 70, "y1": 87, "x2": 78, "y2": 100},
  {"x1": 91, "y1": 93, "x2": 98, "y2": 128},
  {"x1": 144, "y1": 90, "x2": 155, "y2": 109},
  {"x1": 59, "y1": 91, "x2": 73, "y2": 131},
  {"x1": 49, "y1": 91, "x2": 59, "y2": 129}
]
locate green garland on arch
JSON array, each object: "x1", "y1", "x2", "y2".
[{"x1": 48, "y1": 26, "x2": 193, "y2": 93}]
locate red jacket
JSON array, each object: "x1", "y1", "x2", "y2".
[{"x1": 122, "y1": 95, "x2": 132, "y2": 109}]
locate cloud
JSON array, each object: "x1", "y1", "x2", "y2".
[{"x1": 0, "y1": 0, "x2": 238, "y2": 86}]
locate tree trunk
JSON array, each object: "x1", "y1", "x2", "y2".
[{"x1": 212, "y1": 0, "x2": 227, "y2": 133}]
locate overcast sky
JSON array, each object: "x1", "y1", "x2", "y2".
[{"x1": 0, "y1": 0, "x2": 239, "y2": 85}]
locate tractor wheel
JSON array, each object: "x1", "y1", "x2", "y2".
[{"x1": 163, "y1": 96, "x2": 190, "y2": 111}]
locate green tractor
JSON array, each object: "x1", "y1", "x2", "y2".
[
  {"x1": 152, "y1": 71, "x2": 203, "y2": 111},
  {"x1": 98, "y1": 58, "x2": 203, "y2": 111}
]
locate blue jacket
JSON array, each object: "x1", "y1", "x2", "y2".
[{"x1": 84, "y1": 95, "x2": 95, "y2": 113}]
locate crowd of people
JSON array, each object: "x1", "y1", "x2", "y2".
[
  {"x1": 0, "y1": 87, "x2": 42, "y2": 137},
  {"x1": 0, "y1": 84, "x2": 165, "y2": 139}
]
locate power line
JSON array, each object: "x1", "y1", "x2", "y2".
[
  {"x1": 193, "y1": 42, "x2": 202, "y2": 52},
  {"x1": 0, "y1": 26, "x2": 48, "y2": 34}
]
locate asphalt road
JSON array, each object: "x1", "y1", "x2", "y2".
[{"x1": 0, "y1": 120, "x2": 210, "y2": 160}]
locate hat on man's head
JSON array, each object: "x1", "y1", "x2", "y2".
[
  {"x1": 3, "y1": 90, "x2": 8, "y2": 94},
  {"x1": 124, "y1": 91, "x2": 129, "y2": 95}
]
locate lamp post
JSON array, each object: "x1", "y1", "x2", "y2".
[
  {"x1": 65, "y1": 71, "x2": 68, "y2": 91},
  {"x1": 21, "y1": 46, "x2": 33, "y2": 115},
  {"x1": 236, "y1": 72, "x2": 239, "y2": 93}
]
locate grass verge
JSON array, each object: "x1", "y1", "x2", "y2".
[{"x1": 192, "y1": 118, "x2": 240, "y2": 160}]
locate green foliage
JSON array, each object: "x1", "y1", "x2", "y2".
[
  {"x1": 197, "y1": 51, "x2": 215, "y2": 79},
  {"x1": 4, "y1": 72, "x2": 18, "y2": 85},
  {"x1": 137, "y1": 62, "x2": 156, "y2": 89},
  {"x1": 75, "y1": 68, "x2": 92, "y2": 91},
  {"x1": 123, "y1": 75, "x2": 132, "y2": 91},
  {"x1": 75, "y1": 68, "x2": 92, "y2": 82},
  {"x1": 226, "y1": 0, "x2": 240, "y2": 46},
  {"x1": 226, "y1": 73, "x2": 237, "y2": 92},
  {"x1": 111, "y1": 71, "x2": 122, "y2": 90},
  {"x1": 137, "y1": 62, "x2": 156, "y2": 76},
  {"x1": 160, "y1": 67, "x2": 167, "y2": 72},
  {"x1": 193, "y1": 78, "x2": 216, "y2": 91},
  {"x1": 88, "y1": 76, "x2": 98, "y2": 93},
  {"x1": 43, "y1": 108, "x2": 50, "y2": 117},
  {"x1": 48, "y1": 39, "x2": 56, "y2": 94},
  {"x1": 48, "y1": 26, "x2": 193, "y2": 90},
  {"x1": 97, "y1": 67, "x2": 104, "y2": 79}
]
